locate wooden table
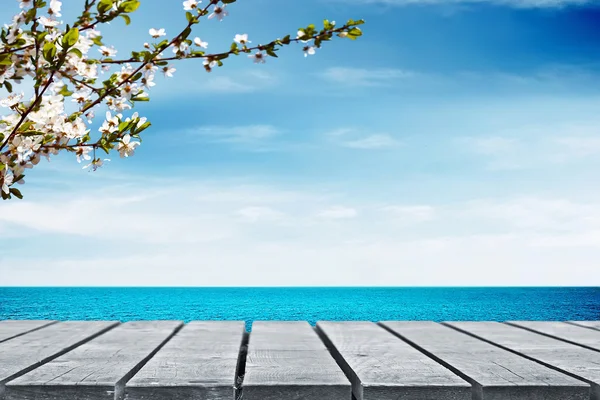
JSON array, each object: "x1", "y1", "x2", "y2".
[{"x1": 0, "y1": 320, "x2": 598, "y2": 400}]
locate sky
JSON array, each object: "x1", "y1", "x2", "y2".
[{"x1": 2, "y1": 0, "x2": 600, "y2": 286}]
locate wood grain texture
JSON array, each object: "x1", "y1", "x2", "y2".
[
  {"x1": 0, "y1": 321, "x2": 56, "y2": 344},
  {"x1": 0, "y1": 321, "x2": 118, "y2": 398},
  {"x1": 5, "y1": 321, "x2": 182, "y2": 400},
  {"x1": 508, "y1": 321, "x2": 600, "y2": 353},
  {"x1": 382, "y1": 321, "x2": 589, "y2": 400},
  {"x1": 243, "y1": 321, "x2": 351, "y2": 400},
  {"x1": 317, "y1": 321, "x2": 471, "y2": 400},
  {"x1": 126, "y1": 321, "x2": 245, "y2": 400},
  {"x1": 446, "y1": 322, "x2": 599, "y2": 398}
]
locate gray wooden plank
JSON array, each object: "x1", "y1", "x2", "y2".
[
  {"x1": 126, "y1": 321, "x2": 245, "y2": 400},
  {"x1": 382, "y1": 321, "x2": 589, "y2": 400},
  {"x1": 317, "y1": 321, "x2": 471, "y2": 400},
  {"x1": 0, "y1": 321, "x2": 56, "y2": 344},
  {"x1": 446, "y1": 322, "x2": 600, "y2": 399},
  {"x1": 243, "y1": 321, "x2": 351, "y2": 400},
  {"x1": 5, "y1": 321, "x2": 182, "y2": 400},
  {"x1": 0, "y1": 321, "x2": 118, "y2": 398},
  {"x1": 569, "y1": 322, "x2": 600, "y2": 332},
  {"x1": 508, "y1": 321, "x2": 600, "y2": 353}
]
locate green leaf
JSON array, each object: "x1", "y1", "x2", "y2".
[
  {"x1": 0, "y1": 54, "x2": 13, "y2": 66},
  {"x1": 118, "y1": 121, "x2": 131, "y2": 131},
  {"x1": 97, "y1": 0, "x2": 114, "y2": 14},
  {"x1": 42, "y1": 41, "x2": 57, "y2": 61},
  {"x1": 222, "y1": 0, "x2": 236, "y2": 3},
  {"x1": 186, "y1": 11, "x2": 194, "y2": 22},
  {"x1": 69, "y1": 48, "x2": 83, "y2": 58},
  {"x1": 119, "y1": 0, "x2": 140, "y2": 13},
  {"x1": 181, "y1": 26, "x2": 192, "y2": 40},
  {"x1": 36, "y1": 31, "x2": 48, "y2": 42},
  {"x1": 136, "y1": 121, "x2": 151, "y2": 132},
  {"x1": 4, "y1": 80, "x2": 12, "y2": 93},
  {"x1": 62, "y1": 27, "x2": 79, "y2": 48},
  {"x1": 9, "y1": 188, "x2": 23, "y2": 199},
  {"x1": 120, "y1": 14, "x2": 131, "y2": 25},
  {"x1": 347, "y1": 27, "x2": 362, "y2": 40},
  {"x1": 0, "y1": 159, "x2": 4, "y2": 169},
  {"x1": 58, "y1": 85, "x2": 73, "y2": 97}
]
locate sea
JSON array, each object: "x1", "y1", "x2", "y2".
[{"x1": 0, "y1": 287, "x2": 598, "y2": 330}]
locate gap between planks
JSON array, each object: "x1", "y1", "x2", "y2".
[
  {"x1": 442, "y1": 322, "x2": 598, "y2": 396},
  {"x1": 114, "y1": 322, "x2": 185, "y2": 400}
]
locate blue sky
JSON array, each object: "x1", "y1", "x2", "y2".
[{"x1": 2, "y1": 0, "x2": 600, "y2": 286}]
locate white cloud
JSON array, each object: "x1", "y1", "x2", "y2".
[
  {"x1": 146, "y1": 68, "x2": 276, "y2": 97},
  {"x1": 185, "y1": 125, "x2": 279, "y2": 143},
  {"x1": 343, "y1": 134, "x2": 402, "y2": 149},
  {"x1": 467, "y1": 136, "x2": 519, "y2": 155},
  {"x1": 201, "y1": 76, "x2": 255, "y2": 93},
  {"x1": 320, "y1": 67, "x2": 416, "y2": 86},
  {"x1": 382, "y1": 205, "x2": 436, "y2": 222},
  {"x1": 317, "y1": 206, "x2": 358, "y2": 219},
  {"x1": 554, "y1": 136, "x2": 600, "y2": 157},
  {"x1": 337, "y1": 0, "x2": 592, "y2": 8},
  {"x1": 236, "y1": 206, "x2": 286, "y2": 223},
  {"x1": 326, "y1": 128, "x2": 402, "y2": 149},
  {"x1": 2, "y1": 177, "x2": 600, "y2": 286},
  {"x1": 462, "y1": 197, "x2": 600, "y2": 232},
  {"x1": 460, "y1": 123, "x2": 600, "y2": 170}
]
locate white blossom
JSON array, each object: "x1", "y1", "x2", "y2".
[
  {"x1": 162, "y1": 65, "x2": 176, "y2": 77},
  {"x1": 303, "y1": 45, "x2": 316, "y2": 57},
  {"x1": 86, "y1": 28, "x2": 101, "y2": 39},
  {"x1": 194, "y1": 37, "x2": 208, "y2": 48},
  {"x1": 84, "y1": 111, "x2": 95, "y2": 124},
  {"x1": 99, "y1": 111, "x2": 120, "y2": 134},
  {"x1": 203, "y1": 58, "x2": 217, "y2": 69},
  {"x1": 72, "y1": 87, "x2": 92, "y2": 104},
  {"x1": 172, "y1": 41, "x2": 189, "y2": 54},
  {"x1": 141, "y1": 74, "x2": 155, "y2": 89},
  {"x1": 13, "y1": 135, "x2": 42, "y2": 162},
  {"x1": 0, "y1": 92, "x2": 24, "y2": 108},
  {"x1": 1, "y1": 168, "x2": 13, "y2": 194},
  {"x1": 249, "y1": 51, "x2": 266, "y2": 64},
  {"x1": 234, "y1": 34, "x2": 250, "y2": 45},
  {"x1": 75, "y1": 146, "x2": 92, "y2": 163},
  {"x1": 208, "y1": 5, "x2": 228, "y2": 21},
  {"x1": 99, "y1": 46, "x2": 117, "y2": 57},
  {"x1": 49, "y1": 0, "x2": 62, "y2": 17},
  {"x1": 0, "y1": 68, "x2": 15, "y2": 85},
  {"x1": 149, "y1": 28, "x2": 166, "y2": 38},
  {"x1": 18, "y1": 0, "x2": 33, "y2": 9},
  {"x1": 64, "y1": 117, "x2": 88, "y2": 139},
  {"x1": 83, "y1": 158, "x2": 110, "y2": 171},
  {"x1": 117, "y1": 134, "x2": 140, "y2": 158},
  {"x1": 38, "y1": 16, "x2": 60, "y2": 27},
  {"x1": 12, "y1": 12, "x2": 26, "y2": 26},
  {"x1": 183, "y1": 0, "x2": 200, "y2": 10}
]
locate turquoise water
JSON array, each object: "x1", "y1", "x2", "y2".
[{"x1": 1, "y1": 287, "x2": 598, "y2": 329}]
